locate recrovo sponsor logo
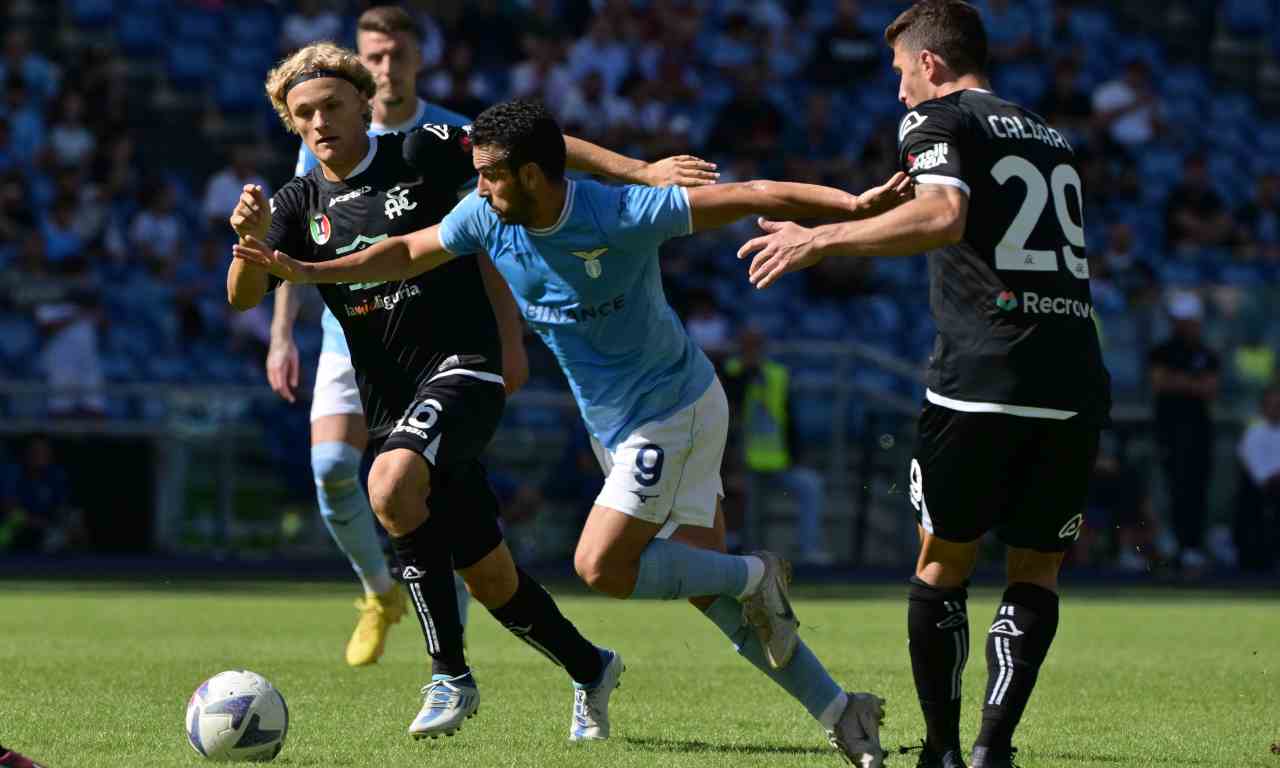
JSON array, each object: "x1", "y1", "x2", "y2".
[{"x1": 1021, "y1": 291, "x2": 1092, "y2": 318}]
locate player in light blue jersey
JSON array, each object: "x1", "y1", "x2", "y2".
[
  {"x1": 263, "y1": 6, "x2": 505, "y2": 668},
  {"x1": 235, "y1": 99, "x2": 910, "y2": 765}
]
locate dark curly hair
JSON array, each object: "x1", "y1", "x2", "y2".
[
  {"x1": 470, "y1": 100, "x2": 566, "y2": 183},
  {"x1": 884, "y1": 0, "x2": 987, "y2": 77}
]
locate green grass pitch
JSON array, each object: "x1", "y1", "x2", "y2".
[{"x1": 1, "y1": 581, "x2": 1275, "y2": 767}]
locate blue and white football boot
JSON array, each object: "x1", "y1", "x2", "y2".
[
  {"x1": 409, "y1": 673, "x2": 479, "y2": 739},
  {"x1": 569, "y1": 649, "x2": 624, "y2": 741}
]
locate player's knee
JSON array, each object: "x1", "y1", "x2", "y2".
[
  {"x1": 1006, "y1": 548, "x2": 1063, "y2": 590},
  {"x1": 573, "y1": 546, "x2": 630, "y2": 598},
  {"x1": 310, "y1": 442, "x2": 362, "y2": 502},
  {"x1": 367, "y1": 454, "x2": 430, "y2": 534}
]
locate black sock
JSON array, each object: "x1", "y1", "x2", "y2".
[
  {"x1": 488, "y1": 567, "x2": 604, "y2": 685},
  {"x1": 975, "y1": 582, "x2": 1060, "y2": 754},
  {"x1": 907, "y1": 577, "x2": 969, "y2": 753},
  {"x1": 390, "y1": 516, "x2": 468, "y2": 678}
]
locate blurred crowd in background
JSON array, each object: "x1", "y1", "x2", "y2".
[{"x1": 1, "y1": 0, "x2": 1278, "y2": 577}]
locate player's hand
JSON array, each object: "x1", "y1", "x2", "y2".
[
  {"x1": 266, "y1": 334, "x2": 300, "y2": 403},
  {"x1": 638, "y1": 155, "x2": 719, "y2": 188},
  {"x1": 502, "y1": 337, "x2": 530, "y2": 397},
  {"x1": 737, "y1": 218, "x2": 824, "y2": 289},
  {"x1": 233, "y1": 236, "x2": 308, "y2": 283},
  {"x1": 229, "y1": 184, "x2": 271, "y2": 241},
  {"x1": 855, "y1": 171, "x2": 913, "y2": 217}
]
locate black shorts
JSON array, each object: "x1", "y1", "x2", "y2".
[
  {"x1": 909, "y1": 403, "x2": 1101, "y2": 552},
  {"x1": 381, "y1": 373, "x2": 505, "y2": 470},
  {"x1": 376, "y1": 373, "x2": 506, "y2": 569}
]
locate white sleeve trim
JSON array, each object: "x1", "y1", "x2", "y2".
[
  {"x1": 926, "y1": 388, "x2": 1077, "y2": 420},
  {"x1": 678, "y1": 185, "x2": 693, "y2": 235},
  {"x1": 915, "y1": 174, "x2": 971, "y2": 196}
]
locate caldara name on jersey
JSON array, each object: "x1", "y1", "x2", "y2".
[{"x1": 909, "y1": 143, "x2": 950, "y2": 172}]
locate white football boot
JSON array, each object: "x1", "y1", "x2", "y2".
[
  {"x1": 827, "y1": 692, "x2": 886, "y2": 768},
  {"x1": 741, "y1": 550, "x2": 800, "y2": 669},
  {"x1": 409, "y1": 673, "x2": 479, "y2": 739},
  {"x1": 569, "y1": 649, "x2": 624, "y2": 741}
]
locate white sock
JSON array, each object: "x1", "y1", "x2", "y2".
[
  {"x1": 818, "y1": 690, "x2": 850, "y2": 730},
  {"x1": 365, "y1": 570, "x2": 396, "y2": 596},
  {"x1": 738, "y1": 555, "x2": 767, "y2": 599}
]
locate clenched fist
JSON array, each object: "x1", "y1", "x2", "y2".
[{"x1": 229, "y1": 184, "x2": 271, "y2": 242}]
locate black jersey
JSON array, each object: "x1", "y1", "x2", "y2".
[
  {"x1": 266, "y1": 125, "x2": 501, "y2": 437},
  {"x1": 897, "y1": 88, "x2": 1111, "y2": 424}
]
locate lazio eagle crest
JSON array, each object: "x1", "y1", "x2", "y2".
[{"x1": 572, "y1": 247, "x2": 608, "y2": 279}]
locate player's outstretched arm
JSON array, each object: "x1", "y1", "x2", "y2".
[
  {"x1": 686, "y1": 173, "x2": 911, "y2": 233},
  {"x1": 564, "y1": 136, "x2": 719, "y2": 187},
  {"x1": 232, "y1": 225, "x2": 455, "y2": 285},
  {"x1": 738, "y1": 184, "x2": 968, "y2": 289}
]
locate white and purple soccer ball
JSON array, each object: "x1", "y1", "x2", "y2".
[{"x1": 185, "y1": 670, "x2": 288, "y2": 762}]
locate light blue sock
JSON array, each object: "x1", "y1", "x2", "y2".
[
  {"x1": 312, "y1": 442, "x2": 394, "y2": 595},
  {"x1": 630, "y1": 539, "x2": 749, "y2": 600},
  {"x1": 704, "y1": 596, "x2": 844, "y2": 724},
  {"x1": 454, "y1": 573, "x2": 470, "y2": 630}
]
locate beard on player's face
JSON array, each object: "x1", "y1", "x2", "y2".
[{"x1": 492, "y1": 177, "x2": 535, "y2": 225}]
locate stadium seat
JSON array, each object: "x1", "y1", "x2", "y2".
[
  {"x1": 1104, "y1": 347, "x2": 1143, "y2": 398},
  {"x1": 1217, "y1": 262, "x2": 1266, "y2": 286},
  {"x1": 68, "y1": 0, "x2": 114, "y2": 27},
  {"x1": 167, "y1": 41, "x2": 215, "y2": 89},
  {"x1": 994, "y1": 63, "x2": 1048, "y2": 107},
  {"x1": 1223, "y1": 0, "x2": 1274, "y2": 37},
  {"x1": 146, "y1": 355, "x2": 194, "y2": 383},
  {"x1": 214, "y1": 71, "x2": 264, "y2": 113},
  {"x1": 1210, "y1": 92, "x2": 1256, "y2": 127},
  {"x1": 1126, "y1": 38, "x2": 1166, "y2": 70},
  {"x1": 1137, "y1": 145, "x2": 1185, "y2": 190},
  {"x1": 120, "y1": 0, "x2": 167, "y2": 12},
  {"x1": 1066, "y1": 9, "x2": 1116, "y2": 49},
  {"x1": 227, "y1": 6, "x2": 280, "y2": 44},
  {"x1": 747, "y1": 308, "x2": 789, "y2": 339},
  {"x1": 797, "y1": 300, "x2": 848, "y2": 340},
  {"x1": 115, "y1": 11, "x2": 166, "y2": 57},
  {"x1": 0, "y1": 316, "x2": 38, "y2": 366},
  {"x1": 1159, "y1": 261, "x2": 1205, "y2": 286},
  {"x1": 847, "y1": 295, "x2": 903, "y2": 346},
  {"x1": 101, "y1": 353, "x2": 142, "y2": 382},
  {"x1": 1161, "y1": 66, "x2": 1211, "y2": 100},
  {"x1": 170, "y1": 6, "x2": 224, "y2": 43}
]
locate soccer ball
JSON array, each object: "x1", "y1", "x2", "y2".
[{"x1": 185, "y1": 670, "x2": 288, "y2": 762}]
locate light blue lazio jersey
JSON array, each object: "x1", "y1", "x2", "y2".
[
  {"x1": 296, "y1": 99, "x2": 472, "y2": 356},
  {"x1": 439, "y1": 180, "x2": 716, "y2": 450}
]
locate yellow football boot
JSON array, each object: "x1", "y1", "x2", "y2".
[{"x1": 346, "y1": 583, "x2": 406, "y2": 667}]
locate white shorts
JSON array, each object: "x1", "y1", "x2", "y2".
[
  {"x1": 310, "y1": 351, "x2": 363, "y2": 422},
  {"x1": 590, "y1": 378, "x2": 729, "y2": 538}
]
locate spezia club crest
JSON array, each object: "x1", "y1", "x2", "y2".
[
  {"x1": 572, "y1": 247, "x2": 607, "y2": 279},
  {"x1": 310, "y1": 213, "x2": 331, "y2": 245}
]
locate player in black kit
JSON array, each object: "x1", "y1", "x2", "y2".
[
  {"x1": 227, "y1": 42, "x2": 715, "y2": 743},
  {"x1": 736, "y1": 3, "x2": 1110, "y2": 767}
]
